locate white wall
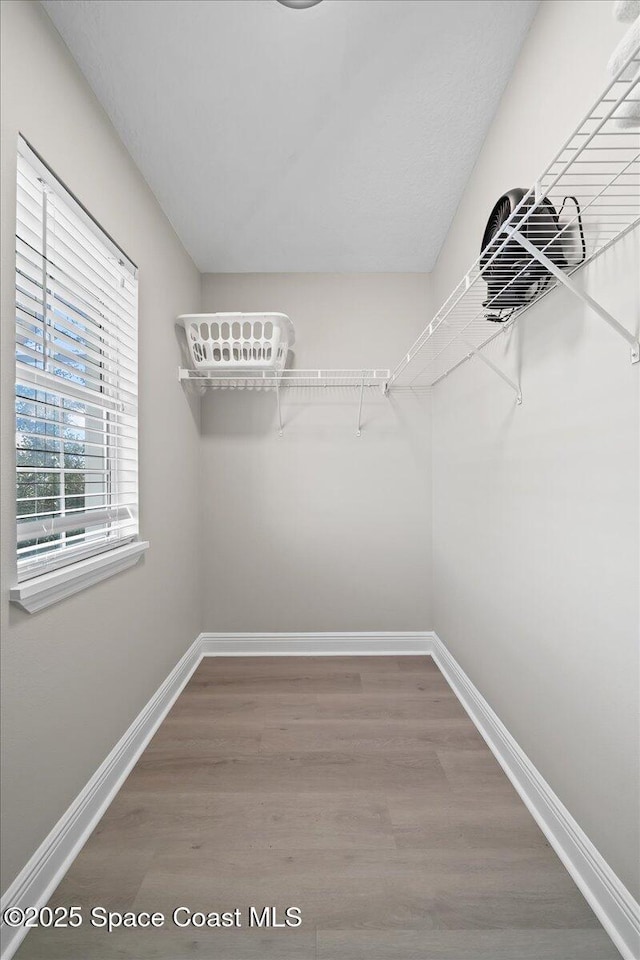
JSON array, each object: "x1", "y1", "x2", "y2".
[
  {"x1": 431, "y1": 0, "x2": 639, "y2": 898},
  {"x1": 0, "y1": 1, "x2": 201, "y2": 891},
  {"x1": 199, "y1": 273, "x2": 432, "y2": 632}
]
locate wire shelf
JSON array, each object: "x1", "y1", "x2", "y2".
[
  {"x1": 178, "y1": 368, "x2": 390, "y2": 435},
  {"x1": 178, "y1": 368, "x2": 390, "y2": 390},
  {"x1": 389, "y1": 44, "x2": 640, "y2": 392}
]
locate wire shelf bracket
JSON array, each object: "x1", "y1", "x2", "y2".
[
  {"x1": 275, "y1": 377, "x2": 283, "y2": 437},
  {"x1": 449, "y1": 321, "x2": 523, "y2": 403},
  {"x1": 507, "y1": 227, "x2": 639, "y2": 364}
]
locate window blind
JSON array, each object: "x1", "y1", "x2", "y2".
[{"x1": 15, "y1": 139, "x2": 139, "y2": 581}]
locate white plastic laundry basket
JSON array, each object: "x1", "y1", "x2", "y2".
[{"x1": 179, "y1": 313, "x2": 295, "y2": 374}]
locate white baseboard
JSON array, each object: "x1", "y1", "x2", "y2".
[
  {"x1": 430, "y1": 633, "x2": 640, "y2": 960},
  {"x1": 2, "y1": 630, "x2": 637, "y2": 960},
  {"x1": 0, "y1": 636, "x2": 203, "y2": 960},
  {"x1": 199, "y1": 631, "x2": 434, "y2": 656}
]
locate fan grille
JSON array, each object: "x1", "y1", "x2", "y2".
[
  {"x1": 485, "y1": 197, "x2": 511, "y2": 244},
  {"x1": 480, "y1": 188, "x2": 526, "y2": 257}
]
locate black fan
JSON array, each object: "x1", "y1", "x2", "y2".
[{"x1": 480, "y1": 188, "x2": 584, "y2": 322}]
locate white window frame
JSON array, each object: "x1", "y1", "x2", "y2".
[{"x1": 11, "y1": 138, "x2": 148, "y2": 613}]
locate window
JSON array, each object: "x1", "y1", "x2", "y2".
[{"x1": 15, "y1": 138, "x2": 140, "y2": 586}]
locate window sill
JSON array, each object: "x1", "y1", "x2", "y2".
[{"x1": 10, "y1": 541, "x2": 150, "y2": 614}]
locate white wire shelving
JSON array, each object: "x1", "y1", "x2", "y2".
[
  {"x1": 387, "y1": 43, "x2": 640, "y2": 400},
  {"x1": 178, "y1": 368, "x2": 389, "y2": 389},
  {"x1": 178, "y1": 368, "x2": 390, "y2": 436}
]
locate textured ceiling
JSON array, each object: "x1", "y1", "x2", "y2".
[{"x1": 42, "y1": 0, "x2": 538, "y2": 273}]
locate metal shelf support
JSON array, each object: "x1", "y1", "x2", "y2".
[
  {"x1": 275, "y1": 379, "x2": 284, "y2": 437},
  {"x1": 451, "y1": 324, "x2": 522, "y2": 403},
  {"x1": 356, "y1": 374, "x2": 365, "y2": 437},
  {"x1": 508, "y1": 228, "x2": 640, "y2": 364}
]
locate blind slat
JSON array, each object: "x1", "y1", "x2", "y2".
[
  {"x1": 18, "y1": 492, "x2": 135, "y2": 510},
  {"x1": 16, "y1": 405, "x2": 137, "y2": 438},
  {"x1": 17, "y1": 150, "x2": 136, "y2": 276},
  {"x1": 17, "y1": 505, "x2": 135, "y2": 541},
  {"x1": 18, "y1": 527, "x2": 136, "y2": 557},
  {"x1": 16, "y1": 465, "x2": 138, "y2": 476},
  {"x1": 17, "y1": 446, "x2": 139, "y2": 467},
  {"x1": 15, "y1": 297, "x2": 138, "y2": 376},
  {"x1": 16, "y1": 331, "x2": 139, "y2": 394},
  {"x1": 16, "y1": 363, "x2": 137, "y2": 414},
  {"x1": 47, "y1": 206, "x2": 137, "y2": 305},
  {"x1": 47, "y1": 196, "x2": 137, "y2": 284},
  {"x1": 18, "y1": 500, "x2": 137, "y2": 521},
  {"x1": 17, "y1": 427, "x2": 138, "y2": 455},
  {"x1": 16, "y1": 241, "x2": 138, "y2": 345},
  {"x1": 45, "y1": 323, "x2": 138, "y2": 378}
]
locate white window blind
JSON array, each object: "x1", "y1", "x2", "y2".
[{"x1": 15, "y1": 139, "x2": 139, "y2": 582}]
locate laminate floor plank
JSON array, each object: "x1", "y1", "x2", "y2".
[
  {"x1": 436, "y1": 748, "x2": 524, "y2": 801},
  {"x1": 165, "y1": 692, "x2": 318, "y2": 722},
  {"x1": 142, "y1": 735, "x2": 263, "y2": 760},
  {"x1": 188, "y1": 667, "x2": 363, "y2": 695},
  {"x1": 16, "y1": 925, "x2": 317, "y2": 960},
  {"x1": 359, "y1": 672, "x2": 457, "y2": 696},
  {"x1": 387, "y1": 794, "x2": 551, "y2": 851},
  {"x1": 259, "y1": 718, "x2": 486, "y2": 754},
  {"x1": 314, "y1": 693, "x2": 469, "y2": 721},
  {"x1": 14, "y1": 655, "x2": 621, "y2": 960},
  {"x1": 316, "y1": 929, "x2": 621, "y2": 960},
  {"x1": 194, "y1": 655, "x2": 394, "y2": 676},
  {"x1": 92, "y1": 791, "x2": 397, "y2": 849},
  {"x1": 126, "y1": 750, "x2": 449, "y2": 795},
  {"x1": 46, "y1": 840, "x2": 156, "y2": 912},
  {"x1": 131, "y1": 846, "x2": 599, "y2": 919}
]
